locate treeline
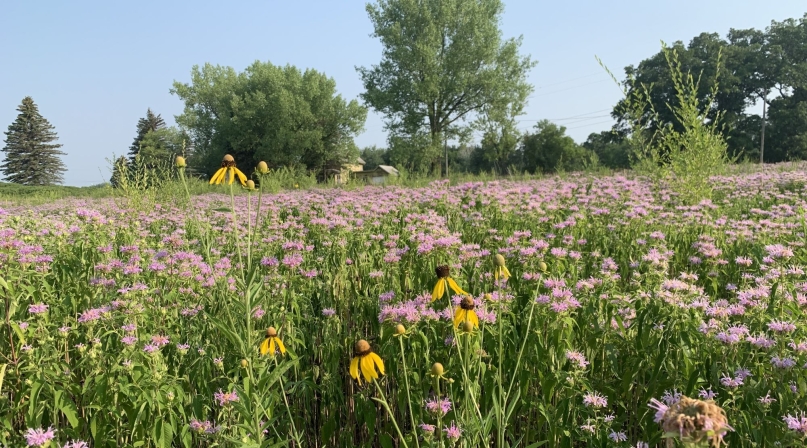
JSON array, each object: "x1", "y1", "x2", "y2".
[
  {"x1": 361, "y1": 12, "x2": 807, "y2": 175},
  {"x1": 4, "y1": 1, "x2": 805, "y2": 186}
]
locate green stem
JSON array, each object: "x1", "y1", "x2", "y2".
[
  {"x1": 399, "y1": 337, "x2": 420, "y2": 448},
  {"x1": 373, "y1": 379, "x2": 409, "y2": 448},
  {"x1": 506, "y1": 292, "x2": 537, "y2": 400},
  {"x1": 497, "y1": 281, "x2": 505, "y2": 448},
  {"x1": 275, "y1": 357, "x2": 303, "y2": 447}
]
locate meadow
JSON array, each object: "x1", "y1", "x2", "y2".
[{"x1": 3, "y1": 162, "x2": 807, "y2": 447}]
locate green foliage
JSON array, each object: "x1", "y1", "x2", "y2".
[
  {"x1": 358, "y1": 0, "x2": 535, "y2": 174},
  {"x1": 520, "y1": 120, "x2": 598, "y2": 174},
  {"x1": 171, "y1": 61, "x2": 367, "y2": 179},
  {"x1": 128, "y1": 109, "x2": 167, "y2": 163},
  {"x1": 1, "y1": 97, "x2": 67, "y2": 186},
  {"x1": 359, "y1": 146, "x2": 390, "y2": 171},
  {"x1": 3, "y1": 164, "x2": 807, "y2": 447},
  {"x1": 582, "y1": 131, "x2": 632, "y2": 170},
  {"x1": 613, "y1": 13, "x2": 807, "y2": 163},
  {"x1": 601, "y1": 43, "x2": 730, "y2": 203}
]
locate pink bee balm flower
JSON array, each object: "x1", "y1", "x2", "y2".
[{"x1": 24, "y1": 427, "x2": 56, "y2": 447}]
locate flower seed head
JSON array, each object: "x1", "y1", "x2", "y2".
[
  {"x1": 462, "y1": 320, "x2": 475, "y2": 333},
  {"x1": 221, "y1": 154, "x2": 236, "y2": 168},
  {"x1": 494, "y1": 254, "x2": 506, "y2": 267},
  {"x1": 431, "y1": 362, "x2": 444, "y2": 376},
  {"x1": 435, "y1": 265, "x2": 450, "y2": 278},
  {"x1": 460, "y1": 296, "x2": 475, "y2": 310},
  {"x1": 395, "y1": 324, "x2": 406, "y2": 335},
  {"x1": 266, "y1": 327, "x2": 277, "y2": 338},
  {"x1": 175, "y1": 156, "x2": 186, "y2": 168},
  {"x1": 257, "y1": 161, "x2": 269, "y2": 174},
  {"x1": 354, "y1": 339, "x2": 371, "y2": 356}
]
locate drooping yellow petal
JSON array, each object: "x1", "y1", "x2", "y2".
[
  {"x1": 446, "y1": 277, "x2": 468, "y2": 296},
  {"x1": 268, "y1": 338, "x2": 276, "y2": 355},
  {"x1": 369, "y1": 352, "x2": 385, "y2": 376},
  {"x1": 210, "y1": 168, "x2": 226, "y2": 185},
  {"x1": 432, "y1": 278, "x2": 446, "y2": 302},
  {"x1": 259, "y1": 338, "x2": 270, "y2": 355},
  {"x1": 468, "y1": 309, "x2": 479, "y2": 328},
  {"x1": 503, "y1": 266, "x2": 511, "y2": 279},
  {"x1": 360, "y1": 355, "x2": 377, "y2": 382},
  {"x1": 233, "y1": 167, "x2": 247, "y2": 186},
  {"x1": 453, "y1": 308, "x2": 465, "y2": 328},
  {"x1": 274, "y1": 337, "x2": 286, "y2": 355},
  {"x1": 350, "y1": 356, "x2": 360, "y2": 383}
]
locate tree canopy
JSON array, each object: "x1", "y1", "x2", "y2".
[
  {"x1": 611, "y1": 13, "x2": 807, "y2": 163},
  {"x1": 1, "y1": 97, "x2": 66, "y2": 185},
  {"x1": 172, "y1": 61, "x2": 367, "y2": 178},
  {"x1": 358, "y1": 0, "x2": 535, "y2": 174}
]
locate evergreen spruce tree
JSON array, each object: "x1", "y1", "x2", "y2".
[
  {"x1": 128, "y1": 108, "x2": 166, "y2": 163},
  {"x1": 1, "y1": 97, "x2": 67, "y2": 185}
]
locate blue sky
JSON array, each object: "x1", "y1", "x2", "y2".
[{"x1": 1, "y1": 1, "x2": 805, "y2": 186}]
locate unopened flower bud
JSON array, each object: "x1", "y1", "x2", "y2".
[
  {"x1": 175, "y1": 156, "x2": 186, "y2": 168},
  {"x1": 240, "y1": 359, "x2": 248, "y2": 368},
  {"x1": 395, "y1": 324, "x2": 406, "y2": 335},
  {"x1": 246, "y1": 180, "x2": 256, "y2": 190},
  {"x1": 483, "y1": 293, "x2": 493, "y2": 302},
  {"x1": 462, "y1": 321, "x2": 474, "y2": 333},
  {"x1": 431, "y1": 362, "x2": 444, "y2": 377},
  {"x1": 257, "y1": 161, "x2": 269, "y2": 174},
  {"x1": 538, "y1": 261, "x2": 548, "y2": 272}
]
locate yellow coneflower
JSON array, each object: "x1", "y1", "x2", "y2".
[
  {"x1": 432, "y1": 265, "x2": 468, "y2": 301},
  {"x1": 349, "y1": 339, "x2": 385, "y2": 385},
  {"x1": 259, "y1": 327, "x2": 286, "y2": 356},
  {"x1": 209, "y1": 154, "x2": 247, "y2": 186},
  {"x1": 493, "y1": 254, "x2": 511, "y2": 281},
  {"x1": 453, "y1": 296, "x2": 479, "y2": 329}
]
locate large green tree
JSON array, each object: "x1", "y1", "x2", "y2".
[
  {"x1": 520, "y1": 120, "x2": 597, "y2": 174},
  {"x1": 1, "y1": 97, "x2": 66, "y2": 185},
  {"x1": 613, "y1": 13, "x2": 807, "y2": 163},
  {"x1": 358, "y1": 0, "x2": 535, "y2": 173},
  {"x1": 171, "y1": 61, "x2": 367, "y2": 178}
]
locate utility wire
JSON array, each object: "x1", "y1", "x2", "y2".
[{"x1": 565, "y1": 119, "x2": 615, "y2": 130}]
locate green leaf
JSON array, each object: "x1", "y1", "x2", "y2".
[
  {"x1": 380, "y1": 433, "x2": 393, "y2": 448},
  {"x1": 212, "y1": 207, "x2": 233, "y2": 213},
  {"x1": 258, "y1": 358, "x2": 300, "y2": 390}
]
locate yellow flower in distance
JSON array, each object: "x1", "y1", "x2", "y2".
[
  {"x1": 259, "y1": 327, "x2": 286, "y2": 356},
  {"x1": 349, "y1": 339, "x2": 385, "y2": 385},
  {"x1": 493, "y1": 254, "x2": 511, "y2": 281},
  {"x1": 432, "y1": 265, "x2": 468, "y2": 301},
  {"x1": 210, "y1": 154, "x2": 247, "y2": 186},
  {"x1": 454, "y1": 296, "x2": 479, "y2": 329}
]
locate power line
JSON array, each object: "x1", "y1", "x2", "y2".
[
  {"x1": 565, "y1": 119, "x2": 615, "y2": 130},
  {"x1": 529, "y1": 79, "x2": 611, "y2": 98}
]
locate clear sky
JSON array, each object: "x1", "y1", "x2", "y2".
[{"x1": 1, "y1": 1, "x2": 805, "y2": 186}]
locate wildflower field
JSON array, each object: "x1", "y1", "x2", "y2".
[{"x1": 4, "y1": 164, "x2": 807, "y2": 447}]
